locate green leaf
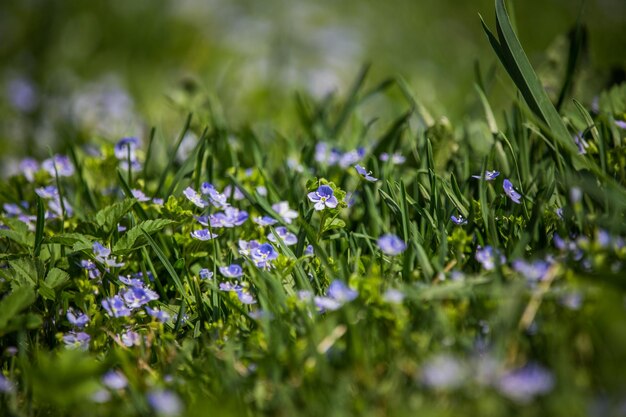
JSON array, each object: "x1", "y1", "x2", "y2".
[
  {"x1": 33, "y1": 196, "x2": 45, "y2": 256},
  {"x1": 141, "y1": 229, "x2": 191, "y2": 304},
  {"x1": 95, "y1": 199, "x2": 136, "y2": 233},
  {"x1": 45, "y1": 267, "x2": 70, "y2": 289},
  {"x1": 0, "y1": 286, "x2": 36, "y2": 334},
  {"x1": 113, "y1": 219, "x2": 175, "y2": 253},
  {"x1": 8, "y1": 258, "x2": 40, "y2": 288}
]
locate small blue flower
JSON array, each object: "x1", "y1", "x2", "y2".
[
  {"x1": 253, "y1": 216, "x2": 278, "y2": 226},
  {"x1": 0, "y1": 375, "x2": 14, "y2": 393},
  {"x1": 236, "y1": 290, "x2": 257, "y2": 305},
  {"x1": 251, "y1": 243, "x2": 278, "y2": 269},
  {"x1": 383, "y1": 288, "x2": 405, "y2": 304},
  {"x1": 475, "y1": 246, "x2": 505, "y2": 270},
  {"x1": 503, "y1": 179, "x2": 522, "y2": 204},
  {"x1": 377, "y1": 234, "x2": 407, "y2": 256},
  {"x1": 267, "y1": 227, "x2": 298, "y2": 246},
  {"x1": 573, "y1": 132, "x2": 588, "y2": 155},
  {"x1": 18, "y1": 158, "x2": 39, "y2": 182},
  {"x1": 145, "y1": 306, "x2": 170, "y2": 323},
  {"x1": 512, "y1": 259, "x2": 550, "y2": 282},
  {"x1": 35, "y1": 185, "x2": 58, "y2": 199},
  {"x1": 354, "y1": 164, "x2": 378, "y2": 182},
  {"x1": 421, "y1": 354, "x2": 467, "y2": 390},
  {"x1": 219, "y1": 282, "x2": 241, "y2": 292},
  {"x1": 304, "y1": 245, "x2": 314, "y2": 256},
  {"x1": 497, "y1": 363, "x2": 554, "y2": 403},
  {"x1": 307, "y1": 185, "x2": 339, "y2": 211},
  {"x1": 183, "y1": 187, "x2": 206, "y2": 208},
  {"x1": 450, "y1": 215, "x2": 467, "y2": 225},
  {"x1": 472, "y1": 170, "x2": 499, "y2": 181},
  {"x1": 131, "y1": 189, "x2": 151, "y2": 202},
  {"x1": 66, "y1": 308, "x2": 89, "y2": 327},
  {"x1": 380, "y1": 152, "x2": 406, "y2": 164},
  {"x1": 101, "y1": 295, "x2": 131, "y2": 318},
  {"x1": 42, "y1": 154, "x2": 74, "y2": 177},
  {"x1": 327, "y1": 280, "x2": 358, "y2": 303},
  {"x1": 314, "y1": 280, "x2": 358, "y2": 312},
  {"x1": 122, "y1": 287, "x2": 159, "y2": 309},
  {"x1": 199, "y1": 268, "x2": 213, "y2": 280},
  {"x1": 190, "y1": 229, "x2": 219, "y2": 241},
  {"x1": 271, "y1": 201, "x2": 298, "y2": 224},
  {"x1": 147, "y1": 389, "x2": 183, "y2": 416},
  {"x1": 616, "y1": 120, "x2": 626, "y2": 129},
  {"x1": 200, "y1": 182, "x2": 229, "y2": 208},
  {"x1": 219, "y1": 264, "x2": 244, "y2": 278},
  {"x1": 102, "y1": 370, "x2": 128, "y2": 390},
  {"x1": 63, "y1": 331, "x2": 90, "y2": 350},
  {"x1": 121, "y1": 329, "x2": 141, "y2": 347},
  {"x1": 114, "y1": 137, "x2": 140, "y2": 160},
  {"x1": 339, "y1": 148, "x2": 365, "y2": 168}
]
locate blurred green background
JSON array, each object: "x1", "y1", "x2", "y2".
[{"x1": 1, "y1": 0, "x2": 625, "y2": 160}]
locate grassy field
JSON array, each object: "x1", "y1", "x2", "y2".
[{"x1": 1, "y1": 1, "x2": 626, "y2": 416}]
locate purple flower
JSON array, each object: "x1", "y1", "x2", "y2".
[
  {"x1": 183, "y1": 187, "x2": 206, "y2": 208},
  {"x1": 19, "y1": 158, "x2": 39, "y2": 182},
  {"x1": 253, "y1": 216, "x2": 278, "y2": 226},
  {"x1": 383, "y1": 288, "x2": 405, "y2": 304},
  {"x1": 304, "y1": 245, "x2": 314, "y2": 256},
  {"x1": 80, "y1": 259, "x2": 100, "y2": 279},
  {"x1": 616, "y1": 120, "x2": 626, "y2": 129},
  {"x1": 307, "y1": 185, "x2": 339, "y2": 211},
  {"x1": 190, "y1": 229, "x2": 218, "y2": 241},
  {"x1": 271, "y1": 201, "x2": 298, "y2": 224},
  {"x1": 102, "y1": 370, "x2": 128, "y2": 390},
  {"x1": 251, "y1": 243, "x2": 278, "y2": 269},
  {"x1": 472, "y1": 170, "x2": 500, "y2": 181},
  {"x1": 121, "y1": 329, "x2": 141, "y2": 347},
  {"x1": 238, "y1": 239, "x2": 260, "y2": 256},
  {"x1": 42, "y1": 154, "x2": 74, "y2": 177},
  {"x1": 122, "y1": 287, "x2": 159, "y2": 308},
  {"x1": 0, "y1": 375, "x2": 14, "y2": 393},
  {"x1": 114, "y1": 137, "x2": 140, "y2": 160},
  {"x1": 380, "y1": 152, "x2": 406, "y2": 164},
  {"x1": 503, "y1": 179, "x2": 522, "y2": 204},
  {"x1": 327, "y1": 280, "x2": 358, "y2": 303},
  {"x1": 377, "y1": 234, "x2": 407, "y2": 256},
  {"x1": 475, "y1": 246, "x2": 505, "y2": 270},
  {"x1": 497, "y1": 363, "x2": 554, "y2": 403},
  {"x1": 67, "y1": 308, "x2": 89, "y2": 328},
  {"x1": 267, "y1": 227, "x2": 298, "y2": 246},
  {"x1": 131, "y1": 189, "x2": 151, "y2": 202},
  {"x1": 219, "y1": 264, "x2": 244, "y2": 278},
  {"x1": 7, "y1": 77, "x2": 37, "y2": 112},
  {"x1": 119, "y1": 275, "x2": 145, "y2": 288},
  {"x1": 223, "y1": 184, "x2": 245, "y2": 200},
  {"x1": 339, "y1": 148, "x2": 365, "y2": 168},
  {"x1": 199, "y1": 268, "x2": 213, "y2": 280},
  {"x1": 145, "y1": 306, "x2": 170, "y2": 322},
  {"x1": 219, "y1": 282, "x2": 241, "y2": 292},
  {"x1": 354, "y1": 164, "x2": 378, "y2": 182},
  {"x1": 93, "y1": 242, "x2": 124, "y2": 267},
  {"x1": 236, "y1": 290, "x2": 256, "y2": 305},
  {"x1": 573, "y1": 132, "x2": 588, "y2": 155},
  {"x1": 200, "y1": 183, "x2": 229, "y2": 208},
  {"x1": 93, "y1": 242, "x2": 111, "y2": 261},
  {"x1": 450, "y1": 215, "x2": 467, "y2": 225},
  {"x1": 512, "y1": 259, "x2": 550, "y2": 282},
  {"x1": 101, "y1": 295, "x2": 131, "y2": 318},
  {"x1": 421, "y1": 354, "x2": 467, "y2": 390},
  {"x1": 63, "y1": 331, "x2": 90, "y2": 350},
  {"x1": 208, "y1": 207, "x2": 248, "y2": 228},
  {"x1": 314, "y1": 280, "x2": 358, "y2": 311},
  {"x1": 35, "y1": 185, "x2": 58, "y2": 199},
  {"x1": 147, "y1": 389, "x2": 183, "y2": 416}
]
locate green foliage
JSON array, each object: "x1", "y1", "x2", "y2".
[{"x1": 0, "y1": 3, "x2": 626, "y2": 416}]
